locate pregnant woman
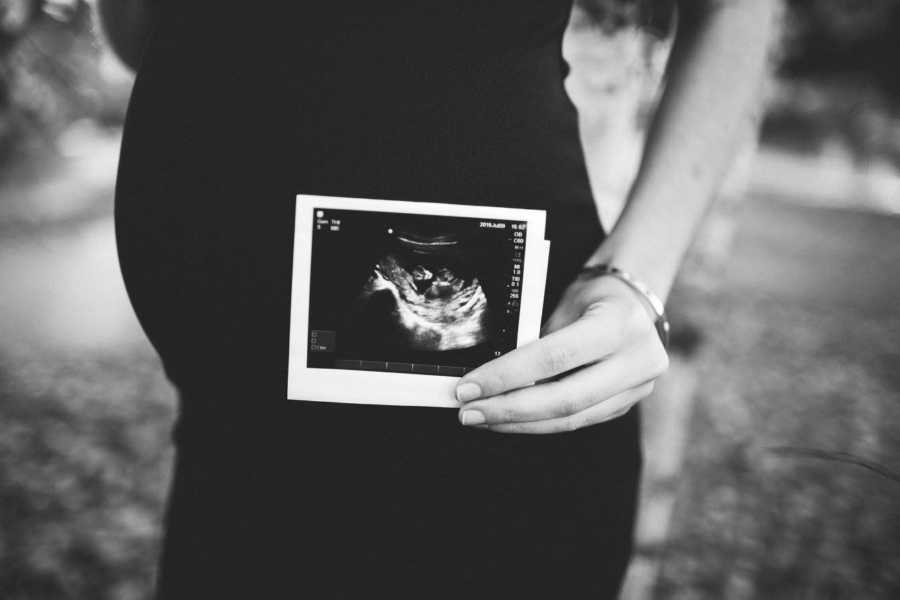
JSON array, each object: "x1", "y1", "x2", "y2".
[{"x1": 100, "y1": 1, "x2": 773, "y2": 597}]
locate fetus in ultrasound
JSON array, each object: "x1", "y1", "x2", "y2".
[{"x1": 351, "y1": 230, "x2": 491, "y2": 352}]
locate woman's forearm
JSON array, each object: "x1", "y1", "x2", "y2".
[
  {"x1": 96, "y1": 0, "x2": 155, "y2": 71},
  {"x1": 589, "y1": 0, "x2": 777, "y2": 300}
]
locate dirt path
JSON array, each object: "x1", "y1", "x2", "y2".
[{"x1": 625, "y1": 193, "x2": 900, "y2": 599}]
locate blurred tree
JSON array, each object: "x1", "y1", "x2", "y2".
[
  {"x1": 781, "y1": 0, "x2": 900, "y2": 97},
  {"x1": 760, "y1": 0, "x2": 900, "y2": 165},
  {"x1": 0, "y1": 0, "x2": 122, "y2": 167},
  {"x1": 575, "y1": 0, "x2": 676, "y2": 37},
  {"x1": 0, "y1": 0, "x2": 41, "y2": 54}
]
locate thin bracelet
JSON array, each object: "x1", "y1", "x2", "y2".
[{"x1": 579, "y1": 264, "x2": 671, "y2": 351}]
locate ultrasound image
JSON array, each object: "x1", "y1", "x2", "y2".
[
  {"x1": 307, "y1": 208, "x2": 526, "y2": 374},
  {"x1": 363, "y1": 235, "x2": 488, "y2": 351}
]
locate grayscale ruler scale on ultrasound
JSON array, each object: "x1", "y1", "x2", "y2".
[{"x1": 287, "y1": 194, "x2": 549, "y2": 407}]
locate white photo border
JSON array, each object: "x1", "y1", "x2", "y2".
[{"x1": 287, "y1": 194, "x2": 549, "y2": 408}]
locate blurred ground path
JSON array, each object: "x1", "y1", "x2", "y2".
[
  {"x1": 727, "y1": 193, "x2": 900, "y2": 315},
  {"x1": 623, "y1": 177, "x2": 900, "y2": 599}
]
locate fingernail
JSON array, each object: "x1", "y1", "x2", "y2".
[
  {"x1": 455, "y1": 382, "x2": 482, "y2": 403},
  {"x1": 460, "y1": 411, "x2": 486, "y2": 426}
]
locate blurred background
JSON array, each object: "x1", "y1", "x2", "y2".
[{"x1": 1, "y1": 0, "x2": 898, "y2": 598}]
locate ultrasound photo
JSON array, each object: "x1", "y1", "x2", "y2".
[{"x1": 307, "y1": 208, "x2": 527, "y2": 375}]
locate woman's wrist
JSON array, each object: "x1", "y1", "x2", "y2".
[
  {"x1": 588, "y1": 228, "x2": 685, "y2": 305},
  {"x1": 579, "y1": 264, "x2": 671, "y2": 351}
]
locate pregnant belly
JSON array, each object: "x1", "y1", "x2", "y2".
[{"x1": 115, "y1": 38, "x2": 600, "y2": 388}]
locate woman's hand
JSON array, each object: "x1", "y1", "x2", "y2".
[
  {"x1": 452, "y1": 0, "x2": 776, "y2": 434},
  {"x1": 455, "y1": 272, "x2": 669, "y2": 433}
]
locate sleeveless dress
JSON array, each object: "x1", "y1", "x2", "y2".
[{"x1": 115, "y1": 2, "x2": 642, "y2": 597}]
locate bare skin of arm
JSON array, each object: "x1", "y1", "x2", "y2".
[
  {"x1": 95, "y1": 0, "x2": 154, "y2": 71},
  {"x1": 456, "y1": 0, "x2": 777, "y2": 432}
]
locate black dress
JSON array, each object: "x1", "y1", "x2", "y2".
[{"x1": 115, "y1": 2, "x2": 642, "y2": 597}]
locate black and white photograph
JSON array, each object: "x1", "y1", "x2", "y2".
[
  {"x1": 3, "y1": 1, "x2": 900, "y2": 598},
  {"x1": 307, "y1": 208, "x2": 527, "y2": 374},
  {"x1": 287, "y1": 195, "x2": 548, "y2": 406}
]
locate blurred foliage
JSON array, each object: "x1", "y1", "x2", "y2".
[
  {"x1": 2, "y1": 0, "x2": 899, "y2": 169},
  {"x1": 576, "y1": 0, "x2": 900, "y2": 101},
  {"x1": 574, "y1": 1, "x2": 900, "y2": 165},
  {"x1": 574, "y1": 0, "x2": 675, "y2": 36},
  {"x1": 0, "y1": 0, "x2": 125, "y2": 167},
  {"x1": 761, "y1": 79, "x2": 900, "y2": 165},
  {"x1": 780, "y1": 0, "x2": 900, "y2": 96},
  {"x1": 764, "y1": 1, "x2": 900, "y2": 165}
]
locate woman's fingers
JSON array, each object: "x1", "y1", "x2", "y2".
[
  {"x1": 454, "y1": 274, "x2": 669, "y2": 433},
  {"x1": 473, "y1": 382, "x2": 654, "y2": 434},
  {"x1": 458, "y1": 333, "x2": 666, "y2": 425},
  {"x1": 456, "y1": 312, "x2": 622, "y2": 403}
]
